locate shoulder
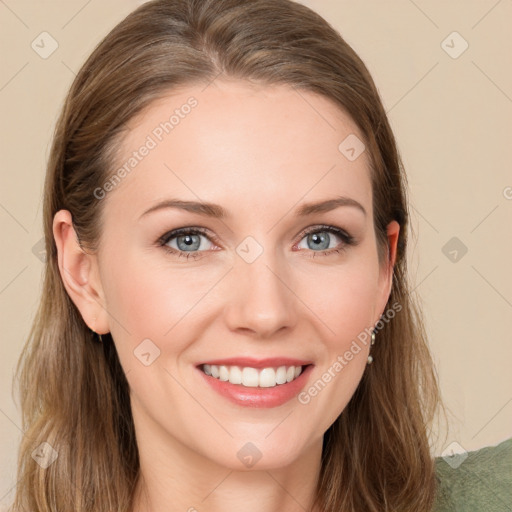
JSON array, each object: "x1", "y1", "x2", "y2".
[{"x1": 432, "y1": 437, "x2": 512, "y2": 512}]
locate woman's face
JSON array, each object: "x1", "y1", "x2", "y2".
[{"x1": 65, "y1": 80, "x2": 398, "y2": 470}]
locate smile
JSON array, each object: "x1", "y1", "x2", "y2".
[{"x1": 201, "y1": 364, "x2": 304, "y2": 388}]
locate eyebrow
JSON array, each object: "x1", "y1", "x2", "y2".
[{"x1": 139, "y1": 196, "x2": 366, "y2": 220}]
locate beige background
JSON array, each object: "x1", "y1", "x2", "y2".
[{"x1": 1, "y1": 0, "x2": 511, "y2": 506}]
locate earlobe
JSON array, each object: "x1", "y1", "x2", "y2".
[{"x1": 52, "y1": 210, "x2": 110, "y2": 334}]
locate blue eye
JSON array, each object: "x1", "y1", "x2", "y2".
[
  {"x1": 296, "y1": 225, "x2": 355, "y2": 258},
  {"x1": 158, "y1": 228, "x2": 213, "y2": 260},
  {"x1": 157, "y1": 225, "x2": 355, "y2": 260}
]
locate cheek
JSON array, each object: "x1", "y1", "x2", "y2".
[
  {"x1": 101, "y1": 251, "x2": 217, "y2": 355},
  {"x1": 296, "y1": 264, "x2": 378, "y2": 431},
  {"x1": 302, "y1": 257, "x2": 381, "y2": 342}
]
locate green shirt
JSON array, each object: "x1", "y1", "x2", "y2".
[{"x1": 433, "y1": 437, "x2": 512, "y2": 511}]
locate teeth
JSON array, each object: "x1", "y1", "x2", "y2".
[
  {"x1": 242, "y1": 367, "x2": 259, "y2": 387},
  {"x1": 258, "y1": 368, "x2": 275, "y2": 388},
  {"x1": 201, "y1": 364, "x2": 304, "y2": 387},
  {"x1": 276, "y1": 366, "x2": 287, "y2": 384}
]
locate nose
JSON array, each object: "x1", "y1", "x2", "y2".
[{"x1": 223, "y1": 249, "x2": 297, "y2": 339}]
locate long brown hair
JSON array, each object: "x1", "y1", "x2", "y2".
[{"x1": 10, "y1": 0, "x2": 445, "y2": 510}]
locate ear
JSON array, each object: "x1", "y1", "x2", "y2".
[
  {"x1": 52, "y1": 210, "x2": 110, "y2": 335},
  {"x1": 374, "y1": 220, "x2": 400, "y2": 323}
]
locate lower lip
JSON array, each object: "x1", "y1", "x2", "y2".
[{"x1": 197, "y1": 365, "x2": 314, "y2": 408}]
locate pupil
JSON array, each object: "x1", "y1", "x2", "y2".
[
  {"x1": 177, "y1": 234, "x2": 200, "y2": 251},
  {"x1": 310, "y1": 232, "x2": 328, "y2": 250}
]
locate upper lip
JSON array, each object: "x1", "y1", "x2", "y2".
[{"x1": 196, "y1": 357, "x2": 313, "y2": 369}]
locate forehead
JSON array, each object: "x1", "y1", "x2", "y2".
[{"x1": 104, "y1": 80, "x2": 372, "y2": 221}]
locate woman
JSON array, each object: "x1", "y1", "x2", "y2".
[{"x1": 10, "y1": 0, "x2": 444, "y2": 510}]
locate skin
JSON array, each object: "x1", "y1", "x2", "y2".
[{"x1": 53, "y1": 79, "x2": 399, "y2": 512}]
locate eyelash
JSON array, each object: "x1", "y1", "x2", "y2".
[{"x1": 156, "y1": 225, "x2": 356, "y2": 261}]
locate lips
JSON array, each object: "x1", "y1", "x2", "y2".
[
  {"x1": 195, "y1": 356, "x2": 315, "y2": 408},
  {"x1": 196, "y1": 357, "x2": 313, "y2": 369}
]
